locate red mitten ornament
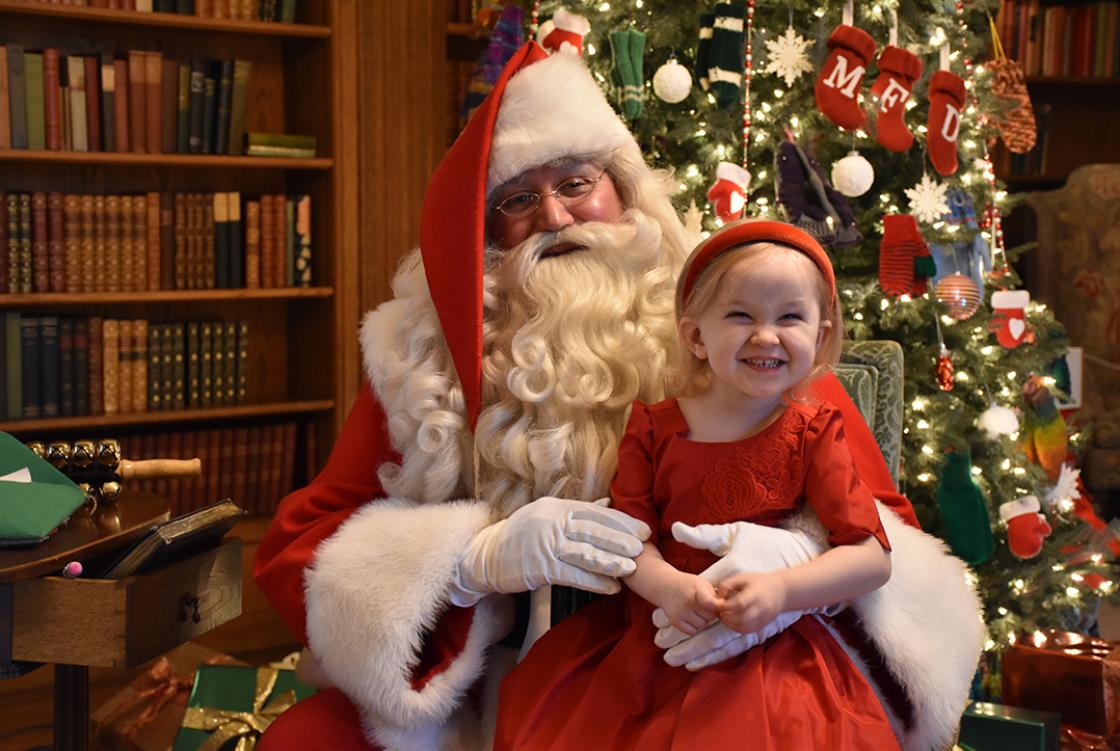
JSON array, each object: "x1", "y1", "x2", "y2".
[
  {"x1": 814, "y1": 25, "x2": 876, "y2": 131},
  {"x1": 999, "y1": 495, "x2": 1052, "y2": 559},
  {"x1": 927, "y1": 70, "x2": 966, "y2": 176},
  {"x1": 879, "y1": 214, "x2": 932, "y2": 297},
  {"x1": 990, "y1": 289, "x2": 1032, "y2": 348},
  {"x1": 707, "y1": 162, "x2": 751, "y2": 222},
  {"x1": 871, "y1": 46, "x2": 922, "y2": 152}
]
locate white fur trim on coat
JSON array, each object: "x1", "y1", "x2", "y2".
[
  {"x1": 852, "y1": 502, "x2": 986, "y2": 751},
  {"x1": 487, "y1": 53, "x2": 642, "y2": 197},
  {"x1": 304, "y1": 498, "x2": 509, "y2": 751}
]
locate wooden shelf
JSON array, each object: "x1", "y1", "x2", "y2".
[
  {"x1": 0, "y1": 287, "x2": 334, "y2": 307},
  {"x1": 0, "y1": 149, "x2": 333, "y2": 169},
  {"x1": 1001, "y1": 174, "x2": 1067, "y2": 187},
  {"x1": 0, "y1": 0, "x2": 330, "y2": 37},
  {"x1": 447, "y1": 21, "x2": 488, "y2": 38},
  {"x1": 1025, "y1": 76, "x2": 1120, "y2": 87},
  {"x1": 0, "y1": 399, "x2": 335, "y2": 433}
]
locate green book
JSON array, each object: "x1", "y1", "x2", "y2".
[
  {"x1": 245, "y1": 131, "x2": 316, "y2": 151},
  {"x1": 211, "y1": 321, "x2": 225, "y2": 405},
  {"x1": 199, "y1": 321, "x2": 213, "y2": 406},
  {"x1": 222, "y1": 321, "x2": 237, "y2": 405},
  {"x1": 226, "y1": 60, "x2": 252, "y2": 156},
  {"x1": 23, "y1": 52, "x2": 44, "y2": 151},
  {"x1": 171, "y1": 323, "x2": 185, "y2": 410},
  {"x1": 186, "y1": 322, "x2": 200, "y2": 408},
  {"x1": 279, "y1": 0, "x2": 297, "y2": 23}
]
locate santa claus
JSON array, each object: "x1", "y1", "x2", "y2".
[{"x1": 256, "y1": 43, "x2": 982, "y2": 750}]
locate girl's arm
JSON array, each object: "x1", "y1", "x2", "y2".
[
  {"x1": 627, "y1": 541, "x2": 721, "y2": 634},
  {"x1": 718, "y1": 536, "x2": 890, "y2": 633}
]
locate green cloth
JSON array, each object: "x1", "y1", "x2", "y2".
[
  {"x1": 0, "y1": 432, "x2": 86, "y2": 545},
  {"x1": 173, "y1": 664, "x2": 316, "y2": 751},
  {"x1": 959, "y1": 701, "x2": 1059, "y2": 751},
  {"x1": 609, "y1": 29, "x2": 646, "y2": 120},
  {"x1": 937, "y1": 451, "x2": 995, "y2": 565}
]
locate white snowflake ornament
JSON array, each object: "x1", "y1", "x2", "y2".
[
  {"x1": 905, "y1": 174, "x2": 950, "y2": 224},
  {"x1": 763, "y1": 27, "x2": 813, "y2": 87},
  {"x1": 1044, "y1": 463, "x2": 1082, "y2": 510}
]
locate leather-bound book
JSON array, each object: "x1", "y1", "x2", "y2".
[
  {"x1": 201, "y1": 193, "x2": 215, "y2": 289},
  {"x1": 244, "y1": 199, "x2": 260, "y2": 288},
  {"x1": 161, "y1": 323, "x2": 176, "y2": 409},
  {"x1": 132, "y1": 318, "x2": 148, "y2": 413},
  {"x1": 38, "y1": 315, "x2": 60, "y2": 418},
  {"x1": 0, "y1": 192, "x2": 8, "y2": 294},
  {"x1": 226, "y1": 60, "x2": 252, "y2": 155},
  {"x1": 105, "y1": 193, "x2": 122, "y2": 293},
  {"x1": 117, "y1": 319, "x2": 134, "y2": 414},
  {"x1": 119, "y1": 194, "x2": 134, "y2": 292},
  {"x1": 186, "y1": 321, "x2": 200, "y2": 408},
  {"x1": 144, "y1": 51, "x2": 162, "y2": 154},
  {"x1": 47, "y1": 192, "x2": 65, "y2": 293},
  {"x1": 43, "y1": 49, "x2": 63, "y2": 150},
  {"x1": 222, "y1": 320, "x2": 237, "y2": 404},
  {"x1": 127, "y1": 51, "x2": 146, "y2": 154},
  {"x1": 199, "y1": 321, "x2": 213, "y2": 406},
  {"x1": 112, "y1": 57, "x2": 129, "y2": 152},
  {"x1": 258, "y1": 194, "x2": 274, "y2": 288},
  {"x1": 62, "y1": 194, "x2": 80, "y2": 293},
  {"x1": 231, "y1": 426, "x2": 249, "y2": 510},
  {"x1": 146, "y1": 192, "x2": 161, "y2": 291},
  {"x1": 83, "y1": 55, "x2": 101, "y2": 152},
  {"x1": 212, "y1": 192, "x2": 230, "y2": 288},
  {"x1": 211, "y1": 320, "x2": 225, "y2": 405},
  {"x1": 0, "y1": 46, "x2": 11, "y2": 149},
  {"x1": 236, "y1": 320, "x2": 248, "y2": 404},
  {"x1": 214, "y1": 60, "x2": 233, "y2": 154},
  {"x1": 159, "y1": 193, "x2": 175, "y2": 290},
  {"x1": 2, "y1": 313, "x2": 19, "y2": 419},
  {"x1": 187, "y1": 61, "x2": 205, "y2": 154},
  {"x1": 59, "y1": 317, "x2": 74, "y2": 417},
  {"x1": 160, "y1": 57, "x2": 178, "y2": 154},
  {"x1": 200, "y1": 67, "x2": 216, "y2": 155},
  {"x1": 294, "y1": 194, "x2": 311, "y2": 287},
  {"x1": 15, "y1": 193, "x2": 31, "y2": 294},
  {"x1": 65, "y1": 55, "x2": 88, "y2": 152},
  {"x1": 73, "y1": 318, "x2": 89, "y2": 416},
  {"x1": 174, "y1": 193, "x2": 188, "y2": 289},
  {"x1": 78, "y1": 194, "x2": 94, "y2": 292},
  {"x1": 147, "y1": 323, "x2": 162, "y2": 411},
  {"x1": 283, "y1": 196, "x2": 294, "y2": 287},
  {"x1": 20, "y1": 315, "x2": 40, "y2": 419},
  {"x1": 101, "y1": 318, "x2": 119, "y2": 416},
  {"x1": 30, "y1": 191, "x2": 49, "y2": 293},
  {"x1": 88, "y1": 316, "x2": 103, "y2": 415},
  {"x1": 228, "y1": 192, "x2": 243, "y2": 288},
  {"x1": 7, "y1": 45, "x2": 27, "y2": 149},
  {"x1": 170, "y1": 322, "x2": 185, "y2": 410},
  {"x1": 175, "y1": 62, "x2": 190, "y2": 153},
  {"x1": 99, "y1": 52, "x2": 115, "y2": 152},
  {"x1": 133, "y1": 191, "x2": 149, "y2": 291}
]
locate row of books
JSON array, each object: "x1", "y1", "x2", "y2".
[
  {"x1": 122, "y1": 420, "x2": 303, "y2": 517},
  {"x1": 0, "y1": 314, "x2": 250, "y2": 421},
  {"x1": 19, "y1": 0, "x2": 299, "y2": 23},
  {"x1": 995, "y1": 0, "x2": 1120, "y2": 78},
  {"x1": 1, "y1": 191, "x2": 312, "y2": 294},
  {"x1": 0, "y1": 45, "x2": 256, "y2": 156}
]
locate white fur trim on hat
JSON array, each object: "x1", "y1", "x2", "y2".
[
  {"x1": 1000, "y1": 494, "x2": 1041, "y2": 521},
  {"x1": 990, "y1": 290, "x2": 1030, "y2": 309},
  {"x1": 487, "y1": 52, "x2": 641, "y2": 197},
  {"x1": 304, "y1": 498, "x2": 509, "y2": 749}
]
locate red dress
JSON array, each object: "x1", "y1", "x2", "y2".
[{"x1": 493, "y1": 398, "x2": 900, "y2": 751}]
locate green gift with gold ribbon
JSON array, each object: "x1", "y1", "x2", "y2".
[{"x1": 172, "y1": 664, "x2": 315, "y2": 751}]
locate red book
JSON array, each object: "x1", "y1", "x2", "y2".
[
  {"x1": 146, "y1": 192, "x2": 160, "y2": 290},
  {"x1": 127, "y1": 51, "x2": 146, "y2": 154},
  {"x1": 47, "y1": 192, "x2": 65, "y2": 293},
  {"x1": 273, "y1": 195, "x2": 287, "y2": 288},
  {"x1": 259, "y1": 195, "x2": 274, "y2": 289},
  {"x1": 42, "y1": 49, "x2": 63, "y2": 150},
  {"x1": 83, "y1": 55, "x2": 101, "y2": 151},
  {"x1": 160, "y1": 57, "x2": 178, "y2": 154},
  {"x1": 113, "y1": 58, "x2": 129, "y2": 152}
]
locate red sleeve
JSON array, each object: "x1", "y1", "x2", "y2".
[
  {"x1": 253, "y1": 383, "x2": 395, "y2": 644},
  {"x1": 803, "y1": 406, "x2": 891, "y2": 551},
  {"x1": 608, "y1": 401, "x2": 659, "y2": 533},
  {"x1": 809, "y1": 373, "x2": 919, "y2": 529}
]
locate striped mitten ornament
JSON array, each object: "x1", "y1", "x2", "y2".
[
  {"x1": 609, "y1": 29, "x2": 646, "y2": 120},
  {"x1": 879, "y1": 214, "x2": 932, "y2": 298}
]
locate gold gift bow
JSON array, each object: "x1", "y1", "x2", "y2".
[{"x1": 180, "y1": 668, "x2": 298, "y2": 751}]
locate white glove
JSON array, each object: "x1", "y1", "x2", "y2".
[
  {"x1": 651, "y1": 520, "x2": 828, "y2": 670},
  {"x1": 449, "y1": 497, "x2": 651, "y2": 607}
]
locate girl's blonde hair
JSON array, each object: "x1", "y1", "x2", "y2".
[{"x1": 670, "y1": 241, "x2": 844, "y2": 398}]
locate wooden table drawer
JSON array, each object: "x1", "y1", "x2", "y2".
[{"x1": 9, "y1": 539, "x2": 241, "y2": 669}]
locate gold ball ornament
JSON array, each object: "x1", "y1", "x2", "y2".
[{"x1": 935, "y1": 273, "x2": 982, "y2": 320}]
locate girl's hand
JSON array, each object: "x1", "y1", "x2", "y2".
[
  {"x1": 716, "y1": 571, "x2": 787, "y2": 634},
  {"x1": 657, "y1": 573, "x2": 722, "y2": 635}
]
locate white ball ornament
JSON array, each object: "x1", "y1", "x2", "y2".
[
  {"x1": 653, "y1": 59, "x2": 692, "y2": 104},
  {"x1": 831, "y1": 150, "x2": 875, "y2": 197},
  {"x1": 978, "y1": 402, "x2": 1019, "y2": 439}
]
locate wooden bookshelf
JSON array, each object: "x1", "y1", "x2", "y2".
[
  {"x1": 0, "y1": 148, "x2": 333, "y2": 169},
  {"x1": 0, "y1": 398, "x2": 333, "y2": 432},
  {"x1": 0, "y1": 286, "x2": 332, "y2": 306}
]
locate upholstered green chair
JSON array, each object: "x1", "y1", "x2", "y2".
[{"x1": 835, "y1": 340, "x2": 904, "y2": 484}]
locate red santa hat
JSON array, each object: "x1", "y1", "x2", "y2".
[{"x1": 419, "y1": 41, "x2": 645, "y2": 431}]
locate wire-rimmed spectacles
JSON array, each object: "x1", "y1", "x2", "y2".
[{"x1": 491, "y1": 170, "x2": 608, "y2": 218}]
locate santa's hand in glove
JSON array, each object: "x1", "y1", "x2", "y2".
[
  {"x1": 448, "y1": 496, "x2": 651, "y2": 607},
  {"x1": 652, "y1": 520, "x2": 828, "y2": 670}
]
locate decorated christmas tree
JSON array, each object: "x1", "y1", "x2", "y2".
[{"x1": 496, "y1": 0, "x2": 1120, "y2": 689}]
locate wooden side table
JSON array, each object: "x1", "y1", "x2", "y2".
[{"x1": 0, "y1": 492, "x2": 242, "y2": 751}]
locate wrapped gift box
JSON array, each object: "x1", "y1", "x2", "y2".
[
  {"x1": 1002, "y1": 629, "x2": 1120, "y2": 739},
  {"x1": 959, "y1": 701, "x2": 1061, "y2": 751},
  {"x1": 92, "y1": 642, "x2": 246, "y2": 751},
  {"x1": 172, "y1": 662, "x2": 316, "y2": 751}
]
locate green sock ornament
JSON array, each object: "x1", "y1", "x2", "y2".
[
  {"x1": 708, "y1": 1, "x2": 746, "y2": 108},
  {"x1": 937, "y1": 450, "x2": 995, "y2": 565},
  {"x1": 609, "y1": 29, "x2": 646, "y2": 120}
]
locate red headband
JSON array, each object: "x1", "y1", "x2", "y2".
[{"x1": 680, "y1": 220, "x2": 836, "y2": 305}]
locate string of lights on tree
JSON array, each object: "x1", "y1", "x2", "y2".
[{"x1": 519, "y1": 0, "x2": 1117, "y2": 687}]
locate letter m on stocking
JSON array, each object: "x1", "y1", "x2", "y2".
[{"x1": 823, "y1": 56, "x2": 864, "y2": 97}]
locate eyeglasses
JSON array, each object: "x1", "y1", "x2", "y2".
[{"x1": 491, "y1": 170, "x2": 608, "y2": 218}]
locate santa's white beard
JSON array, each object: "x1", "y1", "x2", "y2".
[{"x1": 371, "y1": 209, "x2": 681, "y2": 519}]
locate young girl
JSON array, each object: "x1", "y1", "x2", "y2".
[{"x1": 493, "y1": 219, "x2": 899, "y2": 750}]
